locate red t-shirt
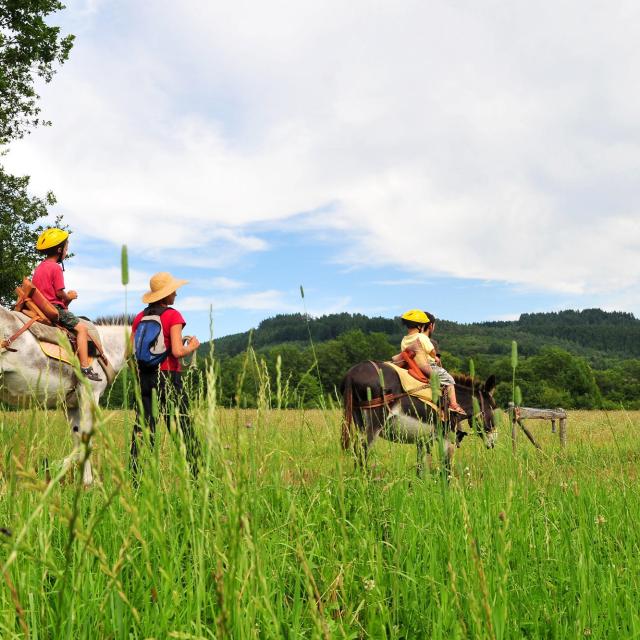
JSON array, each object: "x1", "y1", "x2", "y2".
[
  {"x1": 32, "y1": 260, "x2": 67, "y2": 308},
  {"x1": 132, "y1": 307, "x2": 186, "y2": 372}
]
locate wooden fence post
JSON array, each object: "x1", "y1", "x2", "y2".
[{"x1": 559, "y1": 417, "x2": 567, "y2": 448}]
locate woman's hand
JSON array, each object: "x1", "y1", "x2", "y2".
[{"x1": 170, "y1": 325, "x2": 200, "y2": 358}]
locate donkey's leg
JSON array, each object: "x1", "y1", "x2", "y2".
[
  {"x1": 444, "y1": 439, "x2": 455, "y2": 479},
  {"x1": 438, "y1": 427, "x2": 456, "y2": 482},
  {"x1": 356, "y1": 408, "x2": 383, "y2": 470},
  {"x1": 416, "y1": 438, "x2": 433, "y2": 478}
]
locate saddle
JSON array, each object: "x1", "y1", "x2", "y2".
[
  {"x1": 394, "y1": 350, "x2": 429, "y2": 383},
  {"x1": 384, "y1": 361, "x2": 437, "y2": 409},
  {"x1": 1, "y1": 278, "x2": 116, "y2": 384}
]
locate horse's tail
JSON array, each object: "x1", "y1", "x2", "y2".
[{"x1": 341, "y1": 375, "x2": 354, "y2": 451}]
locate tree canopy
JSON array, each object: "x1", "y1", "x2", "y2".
[
  {"x1": 0, "y1": 0, "x2": 73, "y2": 303},
  {"x1": 0, "y1": 0, "x2": 74, "y2": 145}
]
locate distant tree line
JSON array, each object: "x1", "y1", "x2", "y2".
[{"x1": 102, "y1": 309, "x2": 640, "y2": 410}]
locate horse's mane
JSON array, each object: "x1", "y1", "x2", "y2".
[
  {"x1": 93, "y1": 314, "x2": 135, "y2": 326},
  {"x1": 452, "y1": 373, "x2": 481, "y2": 388}
]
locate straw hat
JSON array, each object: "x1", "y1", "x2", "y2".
[{"x1": 142, "y1": 272, "x2": 188, "y2": 304}]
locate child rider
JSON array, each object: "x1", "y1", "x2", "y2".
[
  {"x1": 32, "y1": 228, "x2": 102, "y2": 381},
  {"x1": 399, "y1": 309, "x2": 465, "y2": 414}
]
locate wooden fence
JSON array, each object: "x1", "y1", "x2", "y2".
[{"x1": 508, "y1": 402, "x2": 568, "y2": 451}]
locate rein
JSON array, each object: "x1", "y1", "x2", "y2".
[
  {"x1": 352, "y1": 361, "x2": 407, "y2": 410},
  {"x1": 358, "y1": 392, "x2": 406, "y2": 409}
]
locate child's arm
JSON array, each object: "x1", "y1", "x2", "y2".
[{"x1": 56, "y1": 288, "x2": 77, "y2": 305}]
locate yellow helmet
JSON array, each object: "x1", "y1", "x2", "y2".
[
  {"x1": 401, "y1": 309, "x2": 430, "y2": 324},
  {"x1": 37, "y1": 228, "x2": 69, "y2": 251}
]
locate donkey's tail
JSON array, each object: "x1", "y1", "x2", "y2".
[{"x1": 341, "y1": 375, "x2": 354, "y2": 451}]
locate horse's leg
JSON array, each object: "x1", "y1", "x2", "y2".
[
  {"x1": 64, "y1": 405, "x2": 82, "y2": 470},
  {"x1": 63, "y1": 413, "x2": 93, "y2": 485},
  {"x1": 63, "y1": 385, "x2": 96, "y2": 487}
]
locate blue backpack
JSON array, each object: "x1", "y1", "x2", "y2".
[{"x1": 134, "y1": 306, "x2": 169, "y2": 369}]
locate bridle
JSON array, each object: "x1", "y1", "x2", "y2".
[{"x1": 465, "y1": 385, "x2": 496, "y2": 435}]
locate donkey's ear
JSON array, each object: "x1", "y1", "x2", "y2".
[{"x1": 484, "y1": 375, "x2": 497, "y2": 395}]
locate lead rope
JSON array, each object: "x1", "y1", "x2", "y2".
[{"x1": 1, "y1": 316, "x2": 40, "y2": 351}]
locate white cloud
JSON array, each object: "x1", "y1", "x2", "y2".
[
  {"x1": 4, "y1": 0, "x2": 640, "y2": 307},
  {"x1": 177, "y1": 290, "x2": 293, "y2": 313},
  {"x1": 489, "y1": 313, "x2": 522, "y2": 322},
  {"x1": 61, "y1": 265, "x2": 147, "y2": 313},
  {"x1": 371, "y1": 279, "x2": 432, "y2": 287}
]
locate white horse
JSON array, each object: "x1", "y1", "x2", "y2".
[{"x1": 0, "y1": 306, "x2": 130, "y2": 486}]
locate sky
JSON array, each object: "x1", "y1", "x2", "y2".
[{"x1": 4, "y1": 0, "x2": 640, "y2": 340}]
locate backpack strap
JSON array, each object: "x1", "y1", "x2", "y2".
[{"x1": 142, "y1": 305, "x2": 170, "y2": 318}]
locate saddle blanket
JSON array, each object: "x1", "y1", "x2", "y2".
[
  {"x1": 11, "y1": 310, "x2": 115, "y2": 384},
  {"x1": 38, "y1": 341, "x2": 94, "y2": 368},
  {"x1": 384, "y1": 361, "x2": 437, "y2": 409}
]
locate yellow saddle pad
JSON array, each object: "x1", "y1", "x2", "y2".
[
  {"x1": 385, "y1": 361, "x2": 438, "y2": 410},
  {"x1": 39, "y1": 341, "x2": 93, "y2": 368}
]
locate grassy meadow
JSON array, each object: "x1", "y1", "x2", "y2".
[{"x1": 1, "y1": 402, "x2": 640, "y2": 639}]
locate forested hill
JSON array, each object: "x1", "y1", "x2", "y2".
[
  {"x1": 183, "y1": 309, "x2": 640, "y2": 410},
  {"x1": 197, "y1": 308, "x2": 639, "y2": 409},
  {"x1": 211, "y1": 308, "x2": 640, "y2": 362}
]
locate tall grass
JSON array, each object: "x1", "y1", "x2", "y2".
[
  {"x1": 2, "y1": 385, "x2": 640, "y2": 638},
  {"x1": 2, "y1": 263, "x2": 639, "y2": 638}
]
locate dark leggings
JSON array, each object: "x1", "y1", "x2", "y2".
[{"x1": 130, "y1": 369, "x2": 200, "y2": 476}]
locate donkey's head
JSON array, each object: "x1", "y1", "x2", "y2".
[
  {"x1": 479, "y1": 375, "x2": 498, "y2": 448},
  {"x1": 453, "y1": 374, "x2": 498, "y2": 448}
]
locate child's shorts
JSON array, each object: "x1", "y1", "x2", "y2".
[
  {"x1": 413, "y1": 352, "x2": 456, "y2": 387},
  {"x1": 429, "y1": 364, "x2": 455, "y2": 387},
  {"x1": 54, "y1": 305, "x2": 81, "y2": 330}
]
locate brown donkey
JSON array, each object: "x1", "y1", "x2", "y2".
[{"x1": 340, "y1": 361, "x2": 498, "y2": 475}]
